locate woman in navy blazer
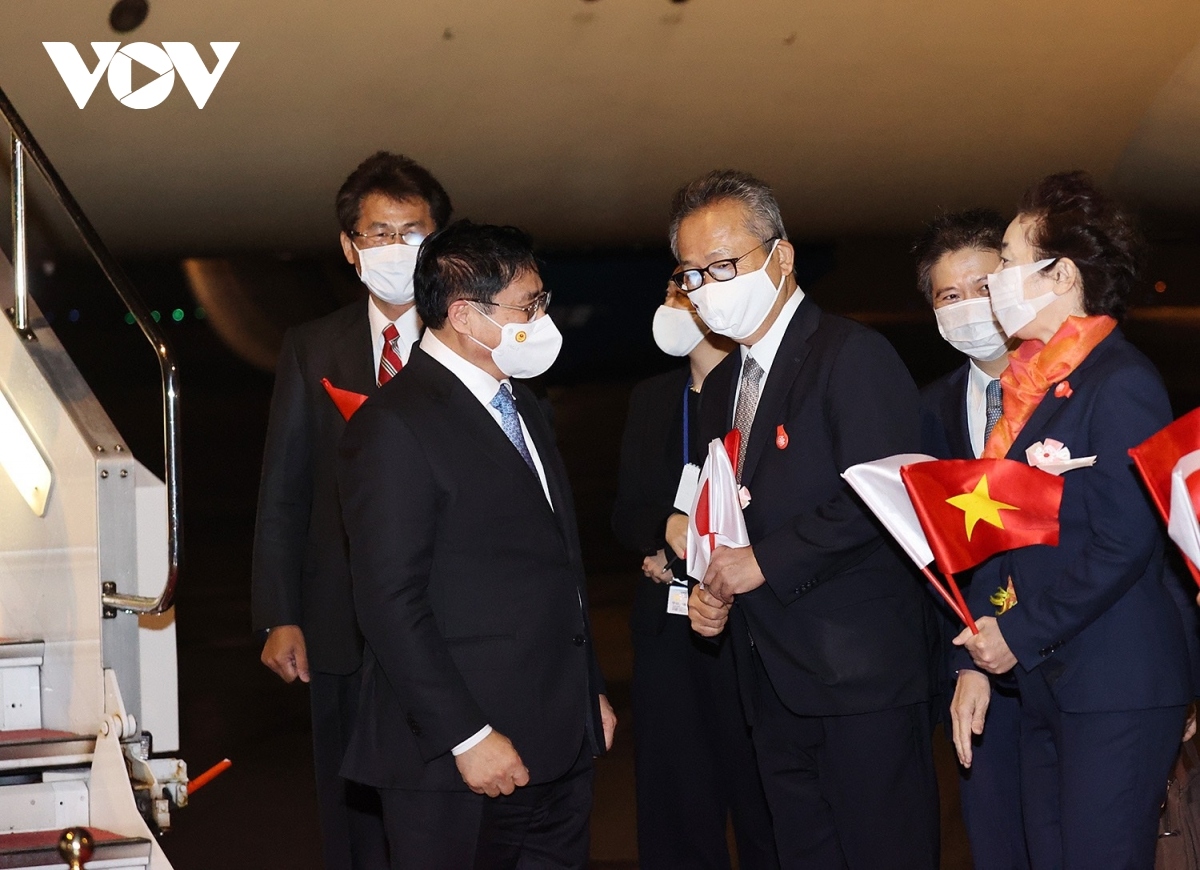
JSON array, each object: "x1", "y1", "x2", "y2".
[{"x1": 954, "y1": 172, "x2": 1192, "y2": 870}]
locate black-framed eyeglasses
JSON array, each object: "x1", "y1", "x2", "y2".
[
  {"x1": 670, "y1": 238, "x2": 777, "y2": 292},
  {"x1": 348, "y1": 228, "x2": 427, "y2": 248},
  {"x1": 475, "y1": 290, "x2": 552, "y2": 322}
]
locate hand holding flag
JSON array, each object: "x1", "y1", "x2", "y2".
[
  {"x1": 687, "y1": 432, "x2": 750, "y2": 591},
  {"x1": 844, "y1": 455, "x2": 1065, "y2": 634}
]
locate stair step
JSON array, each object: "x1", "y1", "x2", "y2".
[
  {"x1": 0, "y1": 732, "x2": 94, "y2": 773},
  {"x1": 0, "y1": 828, "x2": 150, "y2": 869},
  {"x1": 0, "y1": 642, "x2": 44, "y2": 668}
]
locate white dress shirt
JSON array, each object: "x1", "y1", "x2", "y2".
[
  {"x1": 418, "y1": 329, "x2": 556, "y2": 757},
  {"x1": 367, "y1": 297, "x2": 421, "y2": 378},
  {"x1": 965, "y1": 360, "x2": 996, "y2": 459},
  {"x1": 733, "y1": 285, "x2": 806, "y2": 411}
]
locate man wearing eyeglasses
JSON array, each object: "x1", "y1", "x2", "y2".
[
  {"x1": 251, "y1": 151, "x2": 451, "y2": 870},
  {"x1": 337, "y1": 220, "x2": 614, "y2": 867},
  {"x1": 682, "y1": 171, "x2": 939, "y2": 869}
]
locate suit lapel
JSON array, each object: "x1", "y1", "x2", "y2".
[
  {"x1": 945, "y1": 364, "x2": 973, "y2": 459},
  {"x1": 410, "y1": 350, "x2": 559, "y2": 523},
  {"x1": 328, "y1": 301, "x2": 376, "y2": 396},
  {"x1": 515, "y1": 384, "x2": 576, "y2": 547},
  {"x1": 740, "y1": 298, "x2": 817, "y2": 485}
]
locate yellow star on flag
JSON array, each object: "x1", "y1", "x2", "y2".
[{"x1": 945, "y1": 474, "x2": 1020, "y2": 541}]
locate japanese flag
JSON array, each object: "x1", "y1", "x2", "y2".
[
  {"x1": 842, "y1": 454, "x2": 938, "y2": 570},
  {"x1": 687, "y1": 436, "x2": 749, "y2": 583},
  {"x1": 1168, "y1": 450, "x2": 1200, "y2": 570}
]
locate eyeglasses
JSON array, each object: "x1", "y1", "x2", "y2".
[
  {"x1": 670, "y1": 238, "x2": 776, "y2": 292},
  {"x1": 348, "y1": 228, "x2": 427, "y2": 248},
  {"x1": 475, "y1": 290, "x2": 552, "y2": 322}
]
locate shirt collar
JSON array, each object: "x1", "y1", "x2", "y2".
[
  {"x1": 741, "y1": 284, "x2": 805, "y2": 375},
  {"x1": 419, "y1": 329, "x2": 510, "y2": 407},
  {"x1": 368, "y1": 297, "x2": 421, "y2": 350},
  {"x1": 967, "y1": 358, "x2": 997, "y2": 393}
]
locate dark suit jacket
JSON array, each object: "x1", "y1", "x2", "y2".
[
  {"x1": 699, "y1": 296, "x2": 935, "y2": 717},
  {"x1": 921, "y1": 362, "x2": 972, "y2": 462},
  {"x1": 251, "y1": 300, "x2": 377, "y2": 674},
  {"x1": 336, "y1": 346, "x2": 606, "y2": 790},
  {"x1": 960, "y1": 328, "x2": 1192, "y2": 712},
  {"x1": 612, "y1": 366, "x2": 692, "y2": 636}
]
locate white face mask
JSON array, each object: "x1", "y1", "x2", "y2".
[
  {"x1": 469, "y1": 305, "x2": 563, "y2": 379},
  {"x1": 687, "y1": 240, "x2": 784, "y2": 341},
  {"x1": 934, "y1": 297, "x2": 1012, "y2": 362},
  {"x1": 652, "y1": 304, "x2": 707, "y2": 357},
  {"x1": 987, "y1": 258, "x2": 1057, "y2": 337},
  {"x1": 356, "y1": 242, "x2": 421, "y2": 305}
]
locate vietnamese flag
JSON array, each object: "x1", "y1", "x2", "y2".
[
  {"x1": 900, "y1": 458, "x2": 1064, "y2": 575},
  {"x1": 321, "y1": 378, "x2": 369, "y2": 421},
  {"x1": 1129, "y1": 407, "x2": 1200, "y2": 584}
]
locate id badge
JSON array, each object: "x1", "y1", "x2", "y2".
[
  {"x1": 666, "y1": 584, "x2": 690, "y2": 616},
  {"x1": 673, "y1": 463, "x2": 701, "y2": 513}
]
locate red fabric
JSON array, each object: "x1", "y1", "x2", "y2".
[
  {"x1": 900, "y1": 458, "x2": 1064, "y2": 575},
  {"x1": 321, "y1": 378, "x2": 369, "y2": 422},
  {"x1": 1129, "y1": 407, "x2": 1200, "y2": 524},
  {"x1": 0, "y1": 728, "x2": 79, "y2": 744},
  {"x1": 982, "y1": 315, "x2": 1117, "y2": 459},
  {"x1": 1130, "y1": 408, "x2": 1200, "y2": 584},
  {"x1": 723, "y1": 429, "x2": 741, "y2": 470},
  {"x1": 0, "y1": 827, "x2": 129, "y2": 850},
  {"x1": 377, "y1": 323, "x2": 404, "y2": 385}
]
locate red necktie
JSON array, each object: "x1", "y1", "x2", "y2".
[{"x1": 378, "y1": 323, "x2": 404, "y2": 385}]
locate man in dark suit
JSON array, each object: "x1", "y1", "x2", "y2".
[
  {"x1": 912, "y1": 209, "x2": 1030, "y2": 870},
  {"x1": 681, "y1": 170, "x2": 939, "y2": 869},
  {"x1": 336, "y1": 220, "x2": 615, "y2": 868},
  {"x1": 250, "y1": 151, "x2": 451, "y2": 869}
]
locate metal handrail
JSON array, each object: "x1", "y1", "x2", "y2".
[{"x1": 1, "y1": 85, "x2": 180, "y2": 615}]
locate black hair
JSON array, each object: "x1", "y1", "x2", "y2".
[
  {"x1": 1017, "y1": 171, "x2": 1143, "y2": 320},
  {"x1": 335, "y1": 151, "x2": 452, "y2": 235},
  {"x1": 911, "y1": 208, "x2": 1007, "y2": 304},
  {"x1": 414, "y1": 220, "x2": 539, "y2": 330}
]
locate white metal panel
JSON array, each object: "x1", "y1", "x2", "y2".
[
  {"x1": 134, "y1": 462, "x2": 178, "y2": 753},
  {"x1": 0, "y1": 780, "x2": 89, "y2": 833},
  {"x1": 0, "y1": 664, "x2": 42, "y2": 730},
  {"x1": 0, "y1": 256, "x2": 119, "y2": 738}
]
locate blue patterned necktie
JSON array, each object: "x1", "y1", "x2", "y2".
[
  {"x1": 984, "y1": 378, "x2": 1003, "y2": 444},
  {"x1": 490, "y1": 384, "x2": 537, "y2": 473}
]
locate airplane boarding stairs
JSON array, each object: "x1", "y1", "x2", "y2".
[{"x1": 1, "y1": 87, "x2": 187, "y2": 869}]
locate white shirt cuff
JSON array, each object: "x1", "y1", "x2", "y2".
[{"x1": 450, "y1": 725, "x2": 492, "y2": 756}]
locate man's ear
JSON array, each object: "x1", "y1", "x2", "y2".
[
  {"x1": 776, "y1": 239, "x2": 796, "y2": 277},
  {"x1": 1050, "y1": 258, "x2": 1080, "y2": 296},
  {"x1": 340, "y1": 232, "x2": 358, "y2": 269},
  {"x1": 446, "y1": 298, "x2": 474, "y2": 335}
]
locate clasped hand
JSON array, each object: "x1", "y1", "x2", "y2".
[{"x1": 953, "y1": 616, "x2": 1017, "y2": 674}]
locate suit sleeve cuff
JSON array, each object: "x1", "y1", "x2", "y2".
[{"x1": 451, "y1": 725, "x2": 492, "y2": 756}]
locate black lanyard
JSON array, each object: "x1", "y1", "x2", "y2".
[{"x1": 682, "y1": 376, "x2": 694, "y2": 468}]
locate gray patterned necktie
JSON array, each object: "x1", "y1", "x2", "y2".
[
  {"x1": 984, "y1": 378, "x2": 1003, "y2": 444},
  {"x1": 733, "y1": 356, "x2": 764, "y2": 482}
]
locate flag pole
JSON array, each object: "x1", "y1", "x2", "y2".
[
  {"x1": 919, "y1": 565, "x2": 968, "y2": 626},
  {"x1": 940, "y1": 570, "x2": 978, "y2": 634}
]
